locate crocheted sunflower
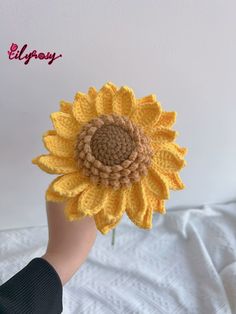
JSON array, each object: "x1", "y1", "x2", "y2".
[{"x1": 32, "y1": 82, "x2": 187, "y2": 234}]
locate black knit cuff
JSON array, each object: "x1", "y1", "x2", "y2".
[{"x1": 0, "y1": 257, "x2": 63, "y2": 314}]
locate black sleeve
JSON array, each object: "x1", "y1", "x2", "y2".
[{"x1": 0, "y1": 257, "x2": 63, "y2": 314}]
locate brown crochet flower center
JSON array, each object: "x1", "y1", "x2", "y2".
[
  {"x1": 74, "y1": 113, "x2": 154, "y2": 190},
  {"x1": 90, "y1": 124, "x2": 136, "y2": 166}
]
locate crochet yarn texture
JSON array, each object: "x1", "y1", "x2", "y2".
[
  {"x1": 32, "y1": 82, "x2": 187, "y2": 234},
  {"x1": 75, "y1": 113, "x2": 153, "y2": 189}
]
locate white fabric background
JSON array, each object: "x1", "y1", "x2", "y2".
[
  {"x1": 1, "y1": 201, "x2": 235, "y2": 314},
  {"x1": 1, "y1": 0, "x2": 236, "y2": 230}
]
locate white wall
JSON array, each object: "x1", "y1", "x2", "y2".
[{"x1": 0, "y1": 0, "x2": 236, "y2": 230}]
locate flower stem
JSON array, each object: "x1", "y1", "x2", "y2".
[{"x1": 111, "y1": 228, "x2": 116, "y2": 246}]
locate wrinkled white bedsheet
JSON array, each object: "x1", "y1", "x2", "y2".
[{"x1": 0, "y1": 201, "x2": 236, "y2": 314}]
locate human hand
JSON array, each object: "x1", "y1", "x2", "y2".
[{"x1": 41, "y1": 201, "x2": 97, "y2": 286}]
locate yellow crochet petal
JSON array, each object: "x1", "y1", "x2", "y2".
[
  {"x1": 43, "y1": 130, "x2": 57, "y2": 137},
  {"x1": 150, "y1": 128, "x2": 178, "y2": 144},
  {"x1": 88, "y1": 86, "x2": 97, "y2": 100},
  {"x1": 95, "y1": 214, "x2": 123, "y2": 235},
  {"x1": 130, "y1": 102, "x2": 162, "y2": 132},
  {"x1": 161, "y1": 172, "x2": 185, "y2": 190},
  {"x1": 32, "y1": 154, "x2": 78, "y2": 174},
  {"x1": 144, "y1": 187, "x2": 166, "y2": 214},
  {"x1": 50, "y1": 112, "x2": 81, "y2": 140},
  {"x1": 94, "y1": 188, "x2": 127, "y2": 234},
  {"x1": 45, "y1": 177, "x2": 68, "y2": 202},
  {"x1": 144, "y1": 167, "x2": 169, "y2": 199},
  {"x1": 151, "y1": 141, "x2": 188, "y2": 158},
  {"x1": 142, "y1": 207, "x2": 153, "y2": 229},
  {"x1": 155, "y1": 200, "x2": 166, "y2": 214},
  {"x1": 43, "y1": 133, "x2": 75, "y2": 158},
  {"x1": 167, "y1": 143, "x2": 188, "y2": 158},
  {"x1": 157, "y1": 111, "x2": 177, "y2": 128},
  {"x1": 64, "y1": 196, "x2": 85, "y2": 222},
  {"x1": 126, "y1": 180, "x2": 150, "y2": 225},
  {"x1": 52, "y1": 172, "x2": 89, "y2": 197},
  {"x1": 32, "y1": 156, "x2": 56, "y2": 174},
  {"x1": 136, "y1": 94, "x2": 157, "y2": 105},
  {"x1": 145, "y1": 187, "x2": 157, "y2": 209},
  {"x1": 126, "y1": 205, "x2": 153, "y2": 229},
  {"x1": 95, "y1": 83, "x2": 115, "y2": 115},
  {"x1": 60, "y1": 100, "x2": 72, "y2": 114},
  {"x1": 150, "y1": 140, "x2": 162, "y2": 155},
  {"x1": 77, "y1": 185, "x2": 108, "y2": 216},
  {"x1": 106, "y1": 81, "x2": 119, "y2": 92},
  {"x1": 72, "y1": 92, "x2": 97, "y2": 124},
  {"x1": 152, "y1": 149, "x2": 186, "y2": 173},
  {"x1": 112, "y1": 86, "x2": 136, "y2": 116}
]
